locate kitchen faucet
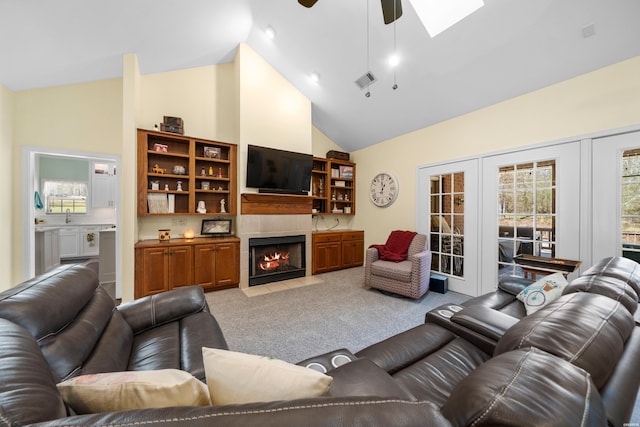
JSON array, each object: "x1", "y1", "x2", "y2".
[{"x1": 65, "y1": 208, "x2": 71, "y2": 223}]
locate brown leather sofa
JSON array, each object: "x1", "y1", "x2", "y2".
[{"x1": 0, "y1": 258, "x2": 638, "y2": 426}]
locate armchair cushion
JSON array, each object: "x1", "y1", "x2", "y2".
[{"x1": 370, "y1": 259, "x2": 412, "y2": 282}]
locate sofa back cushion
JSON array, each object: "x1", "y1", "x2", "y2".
[
  {"x1": 0, "y1": 264, "x2": 133, "y2": 382},
  {"x1": 582, "y1": 256, "x2": 640, "y2": 296},
  {"x1": 564, "y1": 274, "x2": 638, "y2": 314},
  {"x1": 495, "y1": 292, "x2": 635, "y2": 388},
  {"x1": 442, "y1": 348, "x2": 606, "y2": 427},
  {"x1": 0, "y1": 318, "x2": 67, "y2": 424}
]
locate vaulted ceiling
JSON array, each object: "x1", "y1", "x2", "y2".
[{"x1": 1, "y1": 0, "x2": 639, "y2": 151}]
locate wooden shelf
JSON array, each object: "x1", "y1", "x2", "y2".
[
  {"x1": 137, "y1": 129, "x2": 237, "y2": 215},
  {"x1": 311, "y1": 157, "x2": 356, "y2": 215}
]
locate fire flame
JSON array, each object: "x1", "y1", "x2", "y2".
[{"x1": 259, "y1": 251, "x2": 290, "y2": 271}]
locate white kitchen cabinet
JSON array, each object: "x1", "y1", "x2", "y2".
[
  {"x1": 91, "y1": 161, "x2": 116, "y2": 208},
  {"x1": 35, "y1": 228, "x2": 60, "y2": 274},
  {"x1": 59, "y1": 227, "x2": 80, "y2": 259},
  {"x1": 80, "y1": 226, "x2": 102, "y2": 257}
]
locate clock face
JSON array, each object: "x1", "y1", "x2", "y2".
[{"x1": 369, "y1": 173, "x2": 399, "y2": 207}]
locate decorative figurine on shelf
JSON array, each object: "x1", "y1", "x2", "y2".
[
  {"x1": 217, "y1": 167, "x2": 223, "y2": 178},
  {"x1": 208, "y1": 166, "x2": 214, "y2": 176},
  {"x1": 151, "y1": 164, "x2": 165, "y2": 174},
  {"x1": 164, "y1": 184, "x2": 169, "y2": 191},
  {"x1": 220, "y1": 198, "x2": 226, "y2": 214},
  {"x1": 196, "y1": 201, "x2": 207, "y2": 214},
  {"x1": 176, "y1": 181, "x2": 183, "y2": 191},
  {"x1": 201, "y1": 167, "x2": 206, "y2": 176}
]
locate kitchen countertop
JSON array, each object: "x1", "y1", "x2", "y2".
[{"x1": 35, "y1": 223, "x2": 115, "y2": 231}]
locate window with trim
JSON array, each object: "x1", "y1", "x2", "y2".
[
  {"x1": 430, "y1": 172, "x2": 465, "y2": 277},
  {"x1": 498, "y1": 160, "x2": 556, "y2": 276},
  {"x1": 43, "y1": 180, "x2": 88, "y2": 214},
  {"x1": 622, "y1": 149, "x2": 640, "y2": 262}
]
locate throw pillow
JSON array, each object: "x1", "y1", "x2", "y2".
[
  {"x1": 516, "y1": 272, "x2": 568, "y2": 315},
  {"x1": 56, "y1": 369, "x2": 210, "y2": 414},
  {"x1": 202, "y1": 347, "x2": 333, "y2": 405}
]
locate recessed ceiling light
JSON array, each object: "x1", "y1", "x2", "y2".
[
  {"x1": 408, "y1": 0, "x2": 484, "y2": 38},
  {"x1": 265, "y1": 26, "x2": 276, "y2": 40},
  {"x1": 389, "y1": 54, "x2": 400, "y2": 67},
  {"x1": 310, "y1": 72, "x2": 320, "y2": 83}
]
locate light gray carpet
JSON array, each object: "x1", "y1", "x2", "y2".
[{"x1": 205, "y1": 267, "x2": 469, "y2": 363}]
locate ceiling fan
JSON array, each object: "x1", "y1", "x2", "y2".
[{"x1": 298, "y1": 0, "x2": 403, "y2": 24}]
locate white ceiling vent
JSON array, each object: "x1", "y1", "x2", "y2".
[
  {"x1": 582, "y1": 23, "x2": 596, "y2": 38},
  {"x1": 355, "y1": 72, "x2": 377, "y2": 90}
]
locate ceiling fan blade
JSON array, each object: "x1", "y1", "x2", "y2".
[
  {"x1": 298, "y1": 0, "x2": 319, "y2": 8},
  {"x1": 381, "y1": 0, "x2": 403, "y2": 24}
]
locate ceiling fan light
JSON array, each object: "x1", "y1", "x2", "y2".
[
  {"x1": 408, "y1": 0, "x2": 484, "y2": 37},
  {"x1": 265, "y1": 26, "x2": 276, "y2": 40}
]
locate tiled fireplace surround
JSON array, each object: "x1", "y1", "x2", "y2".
[{"x1": 237, "y1": 214, "x2": 312, "y2": 289}]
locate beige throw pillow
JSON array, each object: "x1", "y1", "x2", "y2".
[
  {"x1": 57, "y1": 369, "x2": 210, "y2": 414},
  {"x1": 202, "y1": 347, "x2": 333, "y2": 405}
]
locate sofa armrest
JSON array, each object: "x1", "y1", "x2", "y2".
[
  {"x1": 450, "y1": 305, "x2": 519, "y2": 342},
  {"x1": 497, "y1": 275, "x2": 534, "y2": 296},
  {"x1": 118, "y1": 286, "x2": 210, "y2": 335},
  {"x1": 365, "y1": 246, "x2": 380, "y2": 263},
  {"x1": 326, "y1": 359, "x2": 415, "y2": 400},
  {"x1": 411, "y1": 250, "x2": 432, "y2": 281}
]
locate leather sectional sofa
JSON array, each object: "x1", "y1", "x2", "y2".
[{"x1": 0, "y1": 257, "x2": 639, "y2": 426}]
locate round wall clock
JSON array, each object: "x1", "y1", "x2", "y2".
[{"x1": 369, "y1": 172, "x2": 399, "y2": 207}]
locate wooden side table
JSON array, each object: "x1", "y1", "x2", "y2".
[{"x1": 514, "y1": 255, "x2": 581, "y2": 279}]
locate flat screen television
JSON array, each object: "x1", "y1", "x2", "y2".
[{"x1": 246, "y1": 145, "x2": 313, "y2": 195}]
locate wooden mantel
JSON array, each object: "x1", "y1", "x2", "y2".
[{"x1": 241, "y1": 193, "x2": 313, "y2": 215}]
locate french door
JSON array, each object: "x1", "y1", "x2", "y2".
[
  {"x1": 480, "y1": 142, "x2": 581, "y2": 295},
  {"x1": 592, "y1": 131, "x2": 640, "y2": 263},
  {"x1": 417, "y1": 159, "x2": 479, "y2": 295}
]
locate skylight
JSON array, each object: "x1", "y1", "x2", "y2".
[{"x1": 408, "y1": 0, "x2": 484, "y2": 38}]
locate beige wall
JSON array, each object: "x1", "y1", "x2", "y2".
[
  {"x1": 237, "y1": 43, "x2": 312, "y2": 198},
  {"x1": 0, "y1": 84, "x2": 14, "y2": 289},
  {"x1": 139, "y1": 64, "x2": 238, "y2": 144},
  {"x1": 312, "y1": 126, "x2": 344, "y2": 158},
  {"x1": 353, "y1": 56, "x2": 640, "y2": 248},
  {"x1": 9, "y1": 79, "x2": 123, "y2": 287}
]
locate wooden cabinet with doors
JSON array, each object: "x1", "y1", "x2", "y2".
[
  {"x1": 135, "y1": 237, "x2": 239, "y2": 298},
  {"x1": 193, "y1": 240, "x2": 240, "y2": 291},
  {"x1": 312, "y1": 230, "x2": 364, "y2": 274},
  {"x1": 135, "y1": 243, "x2": 193, "y2": 297},
  {"x1": 312, "y1": 232, "x2": 342, "y2": 274},
  {"x1": 341, "y1": 231, "x2": 365, "y2": 268}
]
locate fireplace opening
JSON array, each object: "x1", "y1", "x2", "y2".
[{"x1": 249, "y1": 235, "x2": 306, "y2": 286}]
